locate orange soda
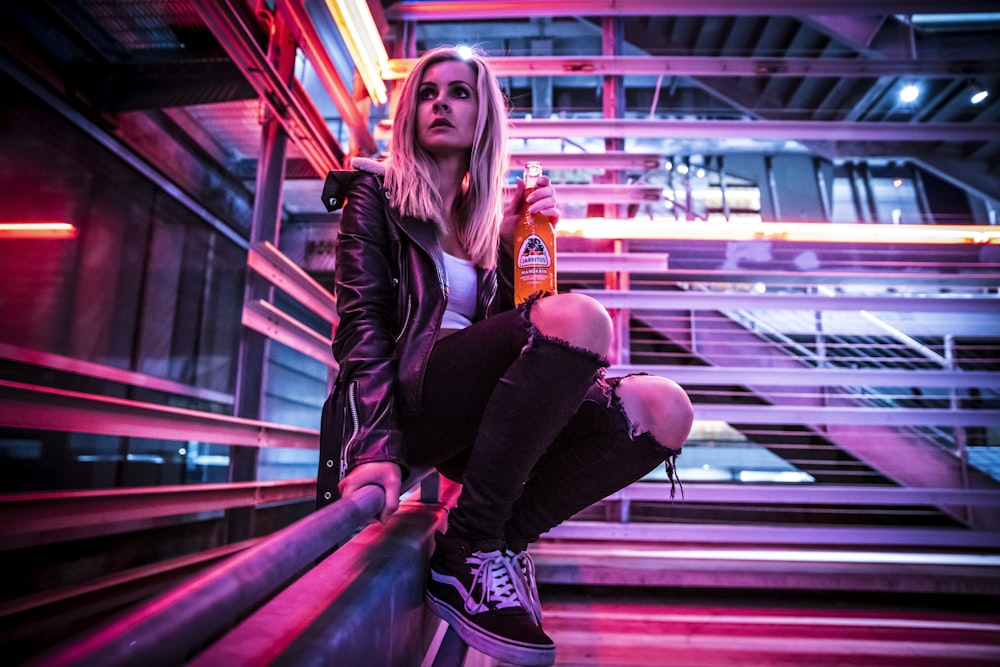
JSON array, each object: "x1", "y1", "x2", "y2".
[{"x1": 513, "y1": 161, "x2": 557, "y2": 305}]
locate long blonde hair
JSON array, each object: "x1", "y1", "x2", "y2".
[{"x1": 384, "y1": 46, "x2": 509, "y2": 269}]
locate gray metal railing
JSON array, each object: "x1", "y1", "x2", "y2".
[{"x1": 29, "y1": 470, "x2": 432, "y2": 667}]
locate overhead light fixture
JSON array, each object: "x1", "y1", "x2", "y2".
[
  {"x1": 969, "y1": 82, "x2": 990, "y2": 105},
  {"x1": 0, "y1": 222, "x2": 77, "y2": 239},
  {"x1": 899, "y1": 84, "x2": 920, "y2": 103},
  {"x1": 324, "y1": 0, "x2": 389, "y2": 105},
  {"x1": 556, "y1": 219, "x2": 1000, "y2": 245}
]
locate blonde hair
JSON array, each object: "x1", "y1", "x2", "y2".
[{"x1": 384, "y1": 46, "x2": 509, "y2": 269}]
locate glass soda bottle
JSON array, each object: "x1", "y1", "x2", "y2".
[{"x1": 513, "y1": 161, "x2": 557, "y2": 305}]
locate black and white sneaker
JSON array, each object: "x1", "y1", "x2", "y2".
[
  {"x1": 425, "y1": 532, "x2": 555, "y2": 666},
  {"x1": 509, "y1": 549, "x2": 543, "y2": 627}
]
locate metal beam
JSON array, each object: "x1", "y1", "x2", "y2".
[
  {"x1": 690, "y1": 403, "x2": 1000, "y2": 427},
  {"x1": 510, "y1": 151, "x2": 663, "y2": 171},
  {"x1": 193, "y1": 0, "x2": 345, "y2": 175},
  {"x1": 385, "y1": 55, "x2": 1000, "y2": 80},
  {"x1": 612, "y1": 482, "x2": 1000, "y2": 506},
  {"x1": 0, "y1": 342, "x2": 234, "y2": 404},
  {"x1": 559, "y1": 252, "x2": 669, "y2": 273},
  {"x1": 544, "y1": 520, "x2": 1000, "y2": 548},
  {"x1": 0, "y1": 480, "x2": 315, "y2": 542},
  {"x1": 579, "y1": 289, "x2": 1000, "y2": 314},
  {"x1": 504, "y1": 183, "x2": 663, "y2": 203},
  {"x1": 508, "y1": 118, "x2": 1000, "y2": 142},
  {"x1": 0, "y1": 379, "x2": 319, "y2": 450},
  {"x1": 242, "y1": 299, "x2": 336, "y2": 368},
  {"x1": 608, "y1": 365, "x2": 1000, "y2": 390},
  {"x1": 0, "y1": 50, "x2": 250, "y2": 250},
  {"x1": 248, "y1": 241, "x2": 339, "y2": 324},
  {"x1": 632, "y1": 269, "x2": 1000, "y2": 289},
  {"x1": 276, "y1": 0, "x2": 377, "y2": 156},
  {"x1": 387, "y1": 1, "x2": 995, "y2": 20}
]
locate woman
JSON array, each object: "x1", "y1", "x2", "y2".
[{"x1": 318, "y1": 46, "x2": 693, "y2": 666}]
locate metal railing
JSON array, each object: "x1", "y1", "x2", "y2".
[{"x1": 28, "y1": 470, "x2": 433, "y2": 667}]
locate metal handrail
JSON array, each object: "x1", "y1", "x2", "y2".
[
  {"x1": 247, "y1": 241, "x2": 338, "y2": 325},
  {"x1": 30, "y1": 470, "x2": 431, "y2": 667}
]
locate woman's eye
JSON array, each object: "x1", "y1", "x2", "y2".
[
  {"x1": 452, "y1": 86, "x2": 470, "y2": 99},
  {"x1": 418, "y1": 87, "x2": 436, "y2": 101}
]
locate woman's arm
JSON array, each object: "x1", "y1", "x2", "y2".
[{"x1": 331, "y1": 174, "x2": 406, "y2": 518}]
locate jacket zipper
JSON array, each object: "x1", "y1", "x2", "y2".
[
  {"x1": 340, "y1": 381, "x2": 360, "y2": 480},
  {"x1": 394, "y1": 293, "x2": 413, "y2": 343}
]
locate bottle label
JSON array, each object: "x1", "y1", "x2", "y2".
[{"x1": 516, "y1": 234, "x2": 552, "y2": 268}]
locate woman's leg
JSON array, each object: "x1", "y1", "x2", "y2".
[
  {"x1": 444, "y1": 293, "x2": 613, "y2": 548},
  {"x1": 504, "y1": 374, "x2": 694, "y2": 552},
  {"x1": 416, "y1": 294, "x2": 614, "y2": 666}
]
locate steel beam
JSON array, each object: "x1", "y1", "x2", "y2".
[
  {"x1": 241, "y1": 299, "x2": 336, "y2": 368},
  {"x1": 610, "y1": 482, "x2": 1000, "y2": 507},
  {"x1": 690, "y1": 403, "x2": 1000, "y2": 427},
  {"x1": 580, "y1": 289, "x2": 1000, "y2": 314},
  {"x1": 0, "y1": 379, "x2": 319, "y2": 449},
  {"x1": 559, "y1": 252, "x2": 669, "y2": 273},
  {"x1": 387, "y1": 1, "x2": 994, "y2": 20},
  {"x1": 510, "y1": 151, "x2": 663, "y2": 171},
  {"x1": 504, "y1": 183, "x2": 663, "y2": 203},
  {"x1": 0, "y1": 342, "x2": 234, "y2": 404},
  {"x1": 276, "y1": 0, "x2": 377, "y2": 156},
  {"x1": 0, "y1": 480, "x2": 315, "y2": 542},
  {"x1": 609, "y1": 364, "x2": 1000, "y2": 390},
  {"x1": 248, "y1": 241, "x2": 339, "y2": 324},
  {"x1": 193, "y1": 0, "x2": 345, "y2": 175},
  {"x1": 508, "y1": 118, "x2": 1000, "y2": 142},
  {"x1": 385, "y1": 55, "x2": 1000, "y2": 80},
  {"x1": 637, "y1": 268, "x2": 1000, "y2": 288}
]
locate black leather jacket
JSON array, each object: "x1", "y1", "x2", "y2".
[{"x1": 316, "y1": 159, "x2": 515, "y2": 507}]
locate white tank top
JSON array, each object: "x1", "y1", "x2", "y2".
[{"x1": 441, "y1": 252, "x2": 477, "y2": 330}]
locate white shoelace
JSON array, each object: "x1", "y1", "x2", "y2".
[
  {"x1": 509, "y1": 550, "x2": 543, "y2": 626},
  {"x1": 464, "y1": 550, "x2": 527, "y2": 615}
]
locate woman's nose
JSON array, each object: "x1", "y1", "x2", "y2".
[{"x1": 433, "y1": 98, "x2": 449, "y2": 111}]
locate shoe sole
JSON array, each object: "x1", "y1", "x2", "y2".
[{"x1": 425, "y1": 591, "x2": 555, "y2": 666}]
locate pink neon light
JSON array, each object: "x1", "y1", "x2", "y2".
[{"x1": 0, "y1": 222, "x2": 78, "y2": 239}]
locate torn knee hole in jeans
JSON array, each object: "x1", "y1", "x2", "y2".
[
  {"x1": 607, "y1": 373, "x2": 684, "y2": 500},
  {"x1": 516, "y1": 292, "x2": 610, "y2": 368}
]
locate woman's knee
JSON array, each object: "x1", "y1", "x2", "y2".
[
  {"x1": 615, "y1": 375, "x2": 694, "y2": 451},
  {"x1": 529, "y1": 293, "x2": 613, "y2": 355}
]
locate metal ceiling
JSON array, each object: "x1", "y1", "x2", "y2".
[{"x1": 1, "y1": 0, "x2": 998, "y2": 218}]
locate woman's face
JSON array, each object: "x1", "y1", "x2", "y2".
[{"x1": 415, "y1": 60, "x2": 479, "y2": 157}]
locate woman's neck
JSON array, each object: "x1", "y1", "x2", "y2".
[{"x1": 431, "y1": 154, "x2": 470, "y2": 258}]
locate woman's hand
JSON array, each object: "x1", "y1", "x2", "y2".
[
  {"x1": 338, "y1": 461, "x2": 402, "y2": 522},
  {"x1": 500, "y1": 175, "x2": 561, "y2": 253}
]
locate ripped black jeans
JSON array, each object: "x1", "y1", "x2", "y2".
[{"x1": 401, "y1": 301, "x2": 680, "y2": 552}]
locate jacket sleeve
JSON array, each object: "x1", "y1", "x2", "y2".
[
  {"x1": 495, "y1": 245, "x2": 516, "y2": 312},
  {"x1": 329, "y1": 174, "x2": 407, "y2": 479}
]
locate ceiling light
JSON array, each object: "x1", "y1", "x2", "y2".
[
  {"x1": 325, "y1": 0, "x2": 389, "y2": 105},
  {"x1": 969, "y1": 83, "x2": 990, "y2": 104},
  {"x1": 899, "y1": 84, "x2": 920, "y2": 103}
]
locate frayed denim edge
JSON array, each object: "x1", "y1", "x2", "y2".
[
  {"x1": 516, "y1": 293, "x2": 682, "y2": 499},
  {"x1": 605, "y1": 374, "x2": 685, "y2": 501},
  {"x1": 516, "y1": 291, "x2": 610, "y2": 372}
]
